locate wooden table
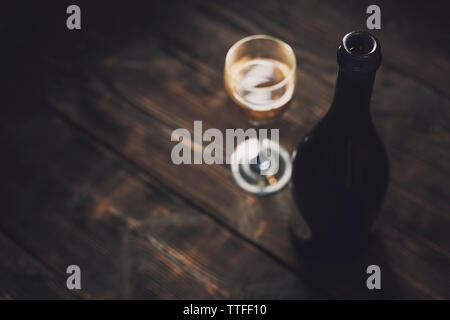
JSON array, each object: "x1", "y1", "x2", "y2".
[{"x1": 1, "y1": 1, "x2": 449, "y2": 299}]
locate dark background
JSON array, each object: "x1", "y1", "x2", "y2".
[{"x1": 1, "y1": 0, "x2": 449, "y2": 299}]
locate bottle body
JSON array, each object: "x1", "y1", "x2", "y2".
[{"x1": 290, "y1": 32, "x2": 389, "y2": 260}]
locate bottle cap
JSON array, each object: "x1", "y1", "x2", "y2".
[{"x1": 337, "y1": 31, "x2": 382, "y2": 72}]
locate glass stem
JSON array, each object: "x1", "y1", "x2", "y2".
[{"x1": 255, "y1": 125, "x2": 271, "y2": 172}]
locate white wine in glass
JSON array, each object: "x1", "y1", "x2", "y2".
[
  {"x1": 224, "y1": 35, "x2": 297, "y2": 195},
  {"x1": 225, "y1": 56, "x2": 295, "y2": 125}
]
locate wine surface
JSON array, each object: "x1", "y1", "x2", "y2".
[{"x1": 224, "y1": 57, "x2": 294, "y2": 123}]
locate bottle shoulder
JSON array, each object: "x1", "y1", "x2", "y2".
[
  {"x1": 293, "y1": 114, "x2": 389, "y2": 176},
  {"x1": 298, "y1": 112, "x2": 384, "y2": 146}
]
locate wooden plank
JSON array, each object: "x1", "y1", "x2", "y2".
[
  {"x1": 96, "y1": 1, "x2": 450, "y2": 246},
  {"x1": 4, "y1": 1, "x2": 449, "y2": 298},
  {"x1": 0, "y1": 99, "x2": 314, "y2": 299},
  {"x1": 0, "y1": 233, "x2": 75, "y2": 300},
  {"x1": 153, "y1": 3, "x2": 450, "y2": 298},
  {"x1": 202, "y1": 0, "x2": 450, "y2": 97},
  {"x1": 153, "y1": 1, "x2": 450, "y2": 175},
  {"x1": 139, "y1": 1, "x2": 450, "y2": 241},
  {"x1": 38, "y1": 59, "x2": 448, "y2": 298}
]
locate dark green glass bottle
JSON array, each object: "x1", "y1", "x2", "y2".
[{"x1": 291, "y1": 31, "x2": 389, "y2": 260}]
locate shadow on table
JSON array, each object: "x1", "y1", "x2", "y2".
[{"x1": 290, "y1": 230, "x2": 403, "y2": 299}]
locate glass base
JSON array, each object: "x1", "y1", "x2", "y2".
[{"x1": 230, "y1": 138, "x2": 292, "y2": 195}]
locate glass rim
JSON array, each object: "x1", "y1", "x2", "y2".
[{"x1": 224, "y1": 34, "x2": 297, "y2": 92}]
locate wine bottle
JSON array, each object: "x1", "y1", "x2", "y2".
[{"x1": 290, "y1": 31, "x2": 389, "y2": 261}]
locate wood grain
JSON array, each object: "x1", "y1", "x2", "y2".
[
  {"x1": 1, "y1": 0, "x2": 449, "y2": 299},
  {"x1": 0, "y1": 98, "x2": 314, "y2": 299},
  {"x1": 0, "y1": 233, "x2": 74, "y2": 299},
  {"x1": 204, "y1": 0, "x2": 450, "y2": 97}
]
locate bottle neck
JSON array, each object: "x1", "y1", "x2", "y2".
[{"x1": 329, "y1": 69, "x2": 375, "y2": 119}]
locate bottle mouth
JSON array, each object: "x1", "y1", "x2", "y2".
[
  {"x1": 337, "y1": 31, "x2": 381, "y2": 72},
  {"x1": 343, "y1": 32, "x2": 377, "y2": 57}
]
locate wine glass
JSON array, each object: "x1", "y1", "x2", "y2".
[{"x1": 224, "y1": 35, "x2": 297, "y2": 195}]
